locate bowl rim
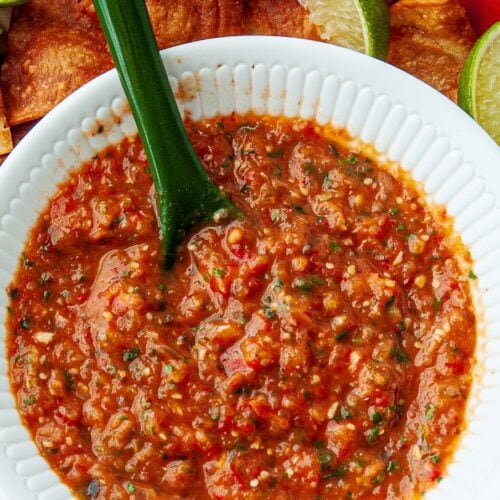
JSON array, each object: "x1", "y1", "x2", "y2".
[{"x1": 1, "y1": 35, "x2": 500, "y2": 500}]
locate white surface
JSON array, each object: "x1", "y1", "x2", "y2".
[{"x1": 0, "y1": 36, "x2": 500, "y2": 499}]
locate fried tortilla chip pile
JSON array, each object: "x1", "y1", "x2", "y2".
[{"x1": 0, "y1": 0, "x2": 476, "y2": 157}]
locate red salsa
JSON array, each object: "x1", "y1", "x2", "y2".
[{"x1": 6, "y1": 115, "x2": 476, "y2": 499}]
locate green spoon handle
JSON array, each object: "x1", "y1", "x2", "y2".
[{"x1": 93, "y1": 0, "x2": 235, "y2": 267}]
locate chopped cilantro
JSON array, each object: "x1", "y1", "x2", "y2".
[
  {"x1": 425, "y1": 403, "x2": 435, "y2": 421},
  {"x1": 389, "y1": 208, "x2": 400, "y2": 216},
  {"x1": 294, "y1": 275, "x2": 323, "y2": 293},
  {"x1": 21, "y1": 255, "x2": 34, "y2": 268},
  {"x1": 123, "y1": 347, "x2": 140, "y2": 362},
  {"x1": 433, "y1": 297, "x2": 441, "y2": 311},
  {"x1": 322, "y1": 464, "x2": 346, "y2": 480},
  {"x1": 342, "y1": 155, "x2": 358, "y2": 165},
  {"x1": 62, "y1": 370, "x2": 74, "y2": 391},
  {"x1": 20, "y1": 318, "x2": 31, "y2": 330},
  {"x1": 126, "y1": 482, "x2": 136, "y2": 493},
  {"x1": 263, "y1": 307, "x2": 277, "y2": 319},
  {"x1": 271, "y1": 209, "x2": 280, "y2": 223},
  {"x1": 340, "y1": 406, "x2": 352, "y2": 420},
  {"x1": 367, "y1": 426, "x2": 380, "y2": 443},
  {"x1": 23, "y1": 396, "x2": 36, "y2": 405},
  {"x1": 329, "y1": 241, "x2": 342, "y2": 252},
  {"x1": 163, "y1": 364, "x2": 173, "y2": 375},
  {"x1": 468, "y1": 270, "x2": 478, "y2": 280},
  {"x1": 212, "y1": 268, "x2": 226, "y2": 278},
  {"x1": 304, "y1": 161, "x2": 315, "y2": 174},
  {"x1": 373, "y1": 474, "x2": 384, "y2": 485},
  {"x1": 396, "y1": 223, "x2": 405, "y2": 232},
  {"x1": 431, "y1": 455, "x2": 440, "y2": 464},
  {"x1": 385, "y1": 460, "x2": 400, "y2": 473},
  {"x1": 370, "y1": 411, "x2": 383, "y2": 425},
  {"x1": 315, "y1": 443, "x2": 334, "y2": 471},
  {"x1": 335, "y1": 330, "x2": 351, "y2": 342},
  {"x1": 391, "y1": 346, "x2": 409, "y2": 364}
]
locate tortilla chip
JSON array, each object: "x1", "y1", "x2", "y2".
[
  {"x1": 77, "y1": 0, "x2": 243, "y2": 48},
  {"x1": 0, "y1": 89, "x2": 13, "y2": 155},
  {"x1": 388, "y1": 0, "x2": 476, "y2": 101},
  {"x1": 0, "y1": 1, "x2": 112, "y2": 126},
  {"x1": 243, "y1": 0, "x2": 319, "y2": 39},
  {"x1": 1, "y1": 0, "x2": 245, "y2": 126},
  {"x1": 147, "y1": 0, "x2": 243, "y2": 48}
]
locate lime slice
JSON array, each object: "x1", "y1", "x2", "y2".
[
  {"x1": 299, "y1": 0, "x2": 390, "y2": 59},
  {"x1": 0, "y1": 0, "x2": 30, "y2": 5},
  {"x1": 458, "y1": 22, "x2": 500, "y2": 144}
]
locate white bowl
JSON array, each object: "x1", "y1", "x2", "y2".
[{"x1": 1, "y1": 36, "x2": 499, "y2": 500}]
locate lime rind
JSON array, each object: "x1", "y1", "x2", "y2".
[
  {"x1": 0, "y1": 0, "x2": 30, "y2": 5},
  {"x1": 300, "y1": 0, "x2": 390, "y2": 60},
  {"x1": 458, "y1": 22, "x2": 500, "y2": 144}
]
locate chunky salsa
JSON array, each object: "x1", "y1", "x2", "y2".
[{"x1": 6, "y1": 115, "x2": 476, "y2": 499}]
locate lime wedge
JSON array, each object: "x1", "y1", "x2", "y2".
[
  {"x1": 299, "y1": 0, "x2": 390, "y2": 59},
  {"x1": 0, "y1": 0, "x2": 30, "y2": 5},
  {"x1": 458, "y1": 22, "x2": 500, "y2": 144}
]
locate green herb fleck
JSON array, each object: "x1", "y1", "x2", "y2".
[
  {"x1": 304, "y1": 161, "x2": 315, "y2": 174},
  {"x1": 391, "y1": 346, "x2": 409, "y2": 364},
  {"x1": 373, "y1": 474, "x2": 384, "y2": 485},
  {"x1": 163, "y1": 364, "x2": 173, "y2": 375},
  {"x1": 431, "y1": 455, "x2": 440, "y2": 464},
  {"x1": 62, "y1": 370, "x2": 74, "y2": 390},
  {"x1": 271, "y1": 209, "x2": 280, "y2": 223},
  {"x1": 340, "y1": 406, "x2": 352, "y2": 420},
  {"x1": 370, "y1": 411, "x2": 383, "y2": 425},
  {"x1": 322, "y1": 464, "x2": 346, "y2": 480},
  {"x1": 43, "y1": 290, "x2": 52, "y2": 301},
  {"x1": 293, "y1": 204, "x2": 306, "y2": 214},
  {"x1": 342, "y1": 155, "x2": 358, "y2": 165},
  {"x1": 126, "y1": 482, "x2": 136, "y2": 493},
  {"x1": 22, "y1": 255, "x2": 34, "y2": 268},
  {"x1": 468, "y1": 270, "x2": 478, "y2": 280},
  {"x1": 335, "y1": 330, "x2": 351, "y2": 342},
  {"x1": 396, "y1": 223, "x2": 405, "y2": 232},
  {"x1": 389, "y1": 208, "x2": 400, "y2": 216},
  {"x1": 123, "y1": 347, "x2": 140, "y2": 362},
  {"x1": 10, "y1": 289, "x2": 19, "y2": 300},
  {"x1": 433, "y1": 297, "x2": 441, "y2": 312},
  {"x1": 264, "y1": 307, "x2": 277, "y2": 320},
  {"x1": 20, "y1": 318, "x2": 31, "y2": 330},
  {"x1": 385, "y1": 460, "x2": 400, "y2": 473},
  {"x1": 385, "y1": 295, "x2": 395, "y2": 308},
  {"x1": 367, "y1": 426, "x2": 380, "y2": 443},
  {"x1": 329, "y1": 241, "x2": 342, "y2": 252},
  {"x1": 212, "y1": 268, "x2": 226, "y2": 278},
  {"x1": 425, "y1": 403, "x2": 435, "y2": 421},
  {"x1": 23, "y1": 396, "x2": 36, "y2": 405}
]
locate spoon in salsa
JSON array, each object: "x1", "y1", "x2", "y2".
[{"x1": 93, "y1": 0, "x2": 238, "y2": 268}]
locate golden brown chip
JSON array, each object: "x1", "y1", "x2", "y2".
[
  {"x1": 1, "y1": 1, "x2": 112, "y2": 126},
  {"x1": 77, "y1": 0, "x2": 244, "y2": 48},
  {"x1": 147, "y1": 0, "x2": 243, "y2": 48},
  {"x1": 1, "y1": 0, "x2": 245, "y2": 126},
  {"x1": 243, "y1": 0, "x2": 319, "y2": 39},
  {"x1": 0, "y1": 89, "x2": 13, "y2": 155},
  {"x1": 388, "y1": 0, "x2": 476, "y2": 101}
]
